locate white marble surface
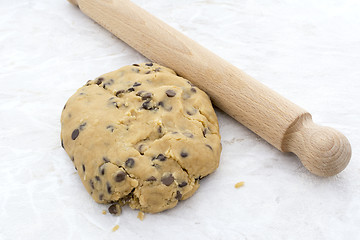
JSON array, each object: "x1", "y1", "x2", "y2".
[{"x1": 1, "y1": 0, "x2": 359, "y2": 239}]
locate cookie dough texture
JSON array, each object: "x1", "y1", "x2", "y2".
[{"x1": 61, "y1": 63, "x2": 221, "y2": 213}]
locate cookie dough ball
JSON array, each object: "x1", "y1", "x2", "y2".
[{"x1": 60, "y1": 63, "x2": 221, "y2": 213}]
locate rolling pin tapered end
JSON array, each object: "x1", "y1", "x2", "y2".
[{"x1": 283, "y1": 114, "x2": 351, "y2": 177}]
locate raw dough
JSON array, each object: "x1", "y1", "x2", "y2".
[{"x1": 60, "y1": 63, "x2": 221, "y2": 213}]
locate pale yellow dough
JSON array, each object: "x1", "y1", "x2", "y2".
[{"x1": 61, "y1": 63, "x2": 221, "y2": 213}]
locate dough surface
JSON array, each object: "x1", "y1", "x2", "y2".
[{"x1": 61, "y1": 63, "x2": 221, "y2": 213}]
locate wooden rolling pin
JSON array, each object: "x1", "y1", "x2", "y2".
[{"x1": 68, "y1": 0, "x2": 351, "y2": 177}]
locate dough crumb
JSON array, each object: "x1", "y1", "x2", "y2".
[
  {"x1": 234, "y1": 181, "x2": 244, "y2": 188},
  {"x1": 137, "y1": 211, "x2": 145, "y2": 221},
  {"x1": 112, "y1": 225, "x2": 119, "y2": 232},
  {"x1": 102, "y1": 210, "x2": 107, "y2": 215}
]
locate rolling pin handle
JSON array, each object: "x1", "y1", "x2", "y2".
[{"x1": 282, "y1": 113, "x2": 351, "y2": 177}]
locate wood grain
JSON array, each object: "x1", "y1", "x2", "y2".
[{"x1": 68, "y1": 0, "x2": 351, "y2": 176}]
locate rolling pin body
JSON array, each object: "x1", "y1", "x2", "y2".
[{"x1": 69, "y1": 0, "x2": 351, "y2": 176}]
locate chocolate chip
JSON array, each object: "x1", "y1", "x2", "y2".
[
  {"x1": 100, "y1": 166, "x2": 105, "y2": 175},
  {"x1": 71, "y1": 129, "x2": 79, "y2": 140},
  {"x1": 85, "y1": 80, "x2": 91, "y2": 86},
  {"x1": 71, "y1": 156, "x2": 74, "y2": 162},
  {"x1": 127, "y1": 87, "x2": 135, "y2": 92},
  {"x1": 152, "y1": 163, "x2": 160, "y2": 169},
  {"x1": 141, "y1": 92, "x2": 152, "y2": 100},
  {"x1": 108, "y1": 204, "x2": 117, "y2": 215},
  {"x1": 108, "y1": 204, "x2": 121, "y2": 215},
  {"x1": 154, "y1": 67, "x2": 161, "y2": 72},
  {"x1": 111, "y1": 101, "x2": 119, "y2": 108},
  {"x1": 146, "y1": 176, "x2": 157, "y2": 181},
  {"x1": 63, "y1": 104, "x2": 66, "y2": 110},
  {"x1": 138, "y1": 144, "x2": 145, "y2": 155},
  {"x1": 106, "y1": 125, "x2": 115, "y2": 132},
  {"x1": 133, "y1": 82, "x2": 141, "y2": 87},
  {"x1": 187, "y1": 80, "x2": 194, "y2": 86},
  {"x1": 180, "y1": 151, "x2": 188, "y2": 158},
  {"x1": 79, "y1": 122, "x2": 87, "y2": 130},
  {"x1": 183, "y1": 132, "x2": 194, "y2": 138},
  {"x1": 175, "y1": 191, "x2": 182, "y2": 200},
  {"x1": 145, "y1": 63, "x2": 153, "y2": 66},
  {"x1": 161, "y1": 174, "x2": 174, "y2": 186},
  {"x1": 125, "y1": 158, "x2": 135, "y2": 168},
  {"x1": 95, "y1": 176, "x2": 101, "y2": 181},
  {"x1": 186, "y1": 111, "x2": 193, "y2": 115},
  {"x1": 178, "y1": 181, "x2": 187, "y2": 187},
  {"x1": 116, "y1": 90, "x2": 125, "y2": 97},
  {"x1": 115, "y1": 171, "x2": 126, "y2": 182},
  {"x1": 205, "y1": 144, "x2": 213, "y2": 150},
  {"x1": 142, "y1": 100, "x2": 151, "y2": 110},
  {"x1": 89, "y1": 179, "x2": 94, "y2": 189},
  {"x1": 103, "y1": 157, "x2": 110, "y2": 163},
  {"x1": 121, "y1": 193, "x2": 133, "y2": 203},
  {"x1": 158, "y1": 101, "x2": 164, "y2": 107},
  {"x1": 99, "y1": 194, "x2": 104, "y2": 201},
  {"x1": 61, "y1": 139, "x2": 64, "y2": 149},
  {"x1": 156, "y1": 154, "x2": 167, "y2": 161},
  {"x1": 136, "y1": 91, "x2": 144, "y2": 96},
  {"x1": 203, "y1": 128, "x2": 207, "y2": 137},
  {"x1": 195, "y1": 176, "x2": 204, "y2": 181},
  {"x1": 104, "y1": 79, "x2": 114, "y2": 87},
  {"x1": 132, "y1": 64, "x2": 140, "y2": 66},
  {"x1": 96, "y1": 77, "x2": 104, "y2": 85},
  {"x1": 82, "y1": 164, "x2": 85, "y2": 172},
  {"x1": 145, "y1": 71, "x2": 151, "y2": 74},
  {"x1": 107, "y1": 182, "x2": 112, "y2": 194},
  {"x1": 166, "y1": 90, "x2": 176, "y2": 97},
  {"x1": 158, "y1": 126, "x2": 162, "y2": 134},
  {"x1": 191, "y1": 87, "x2": 197, "y2": 93}
]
